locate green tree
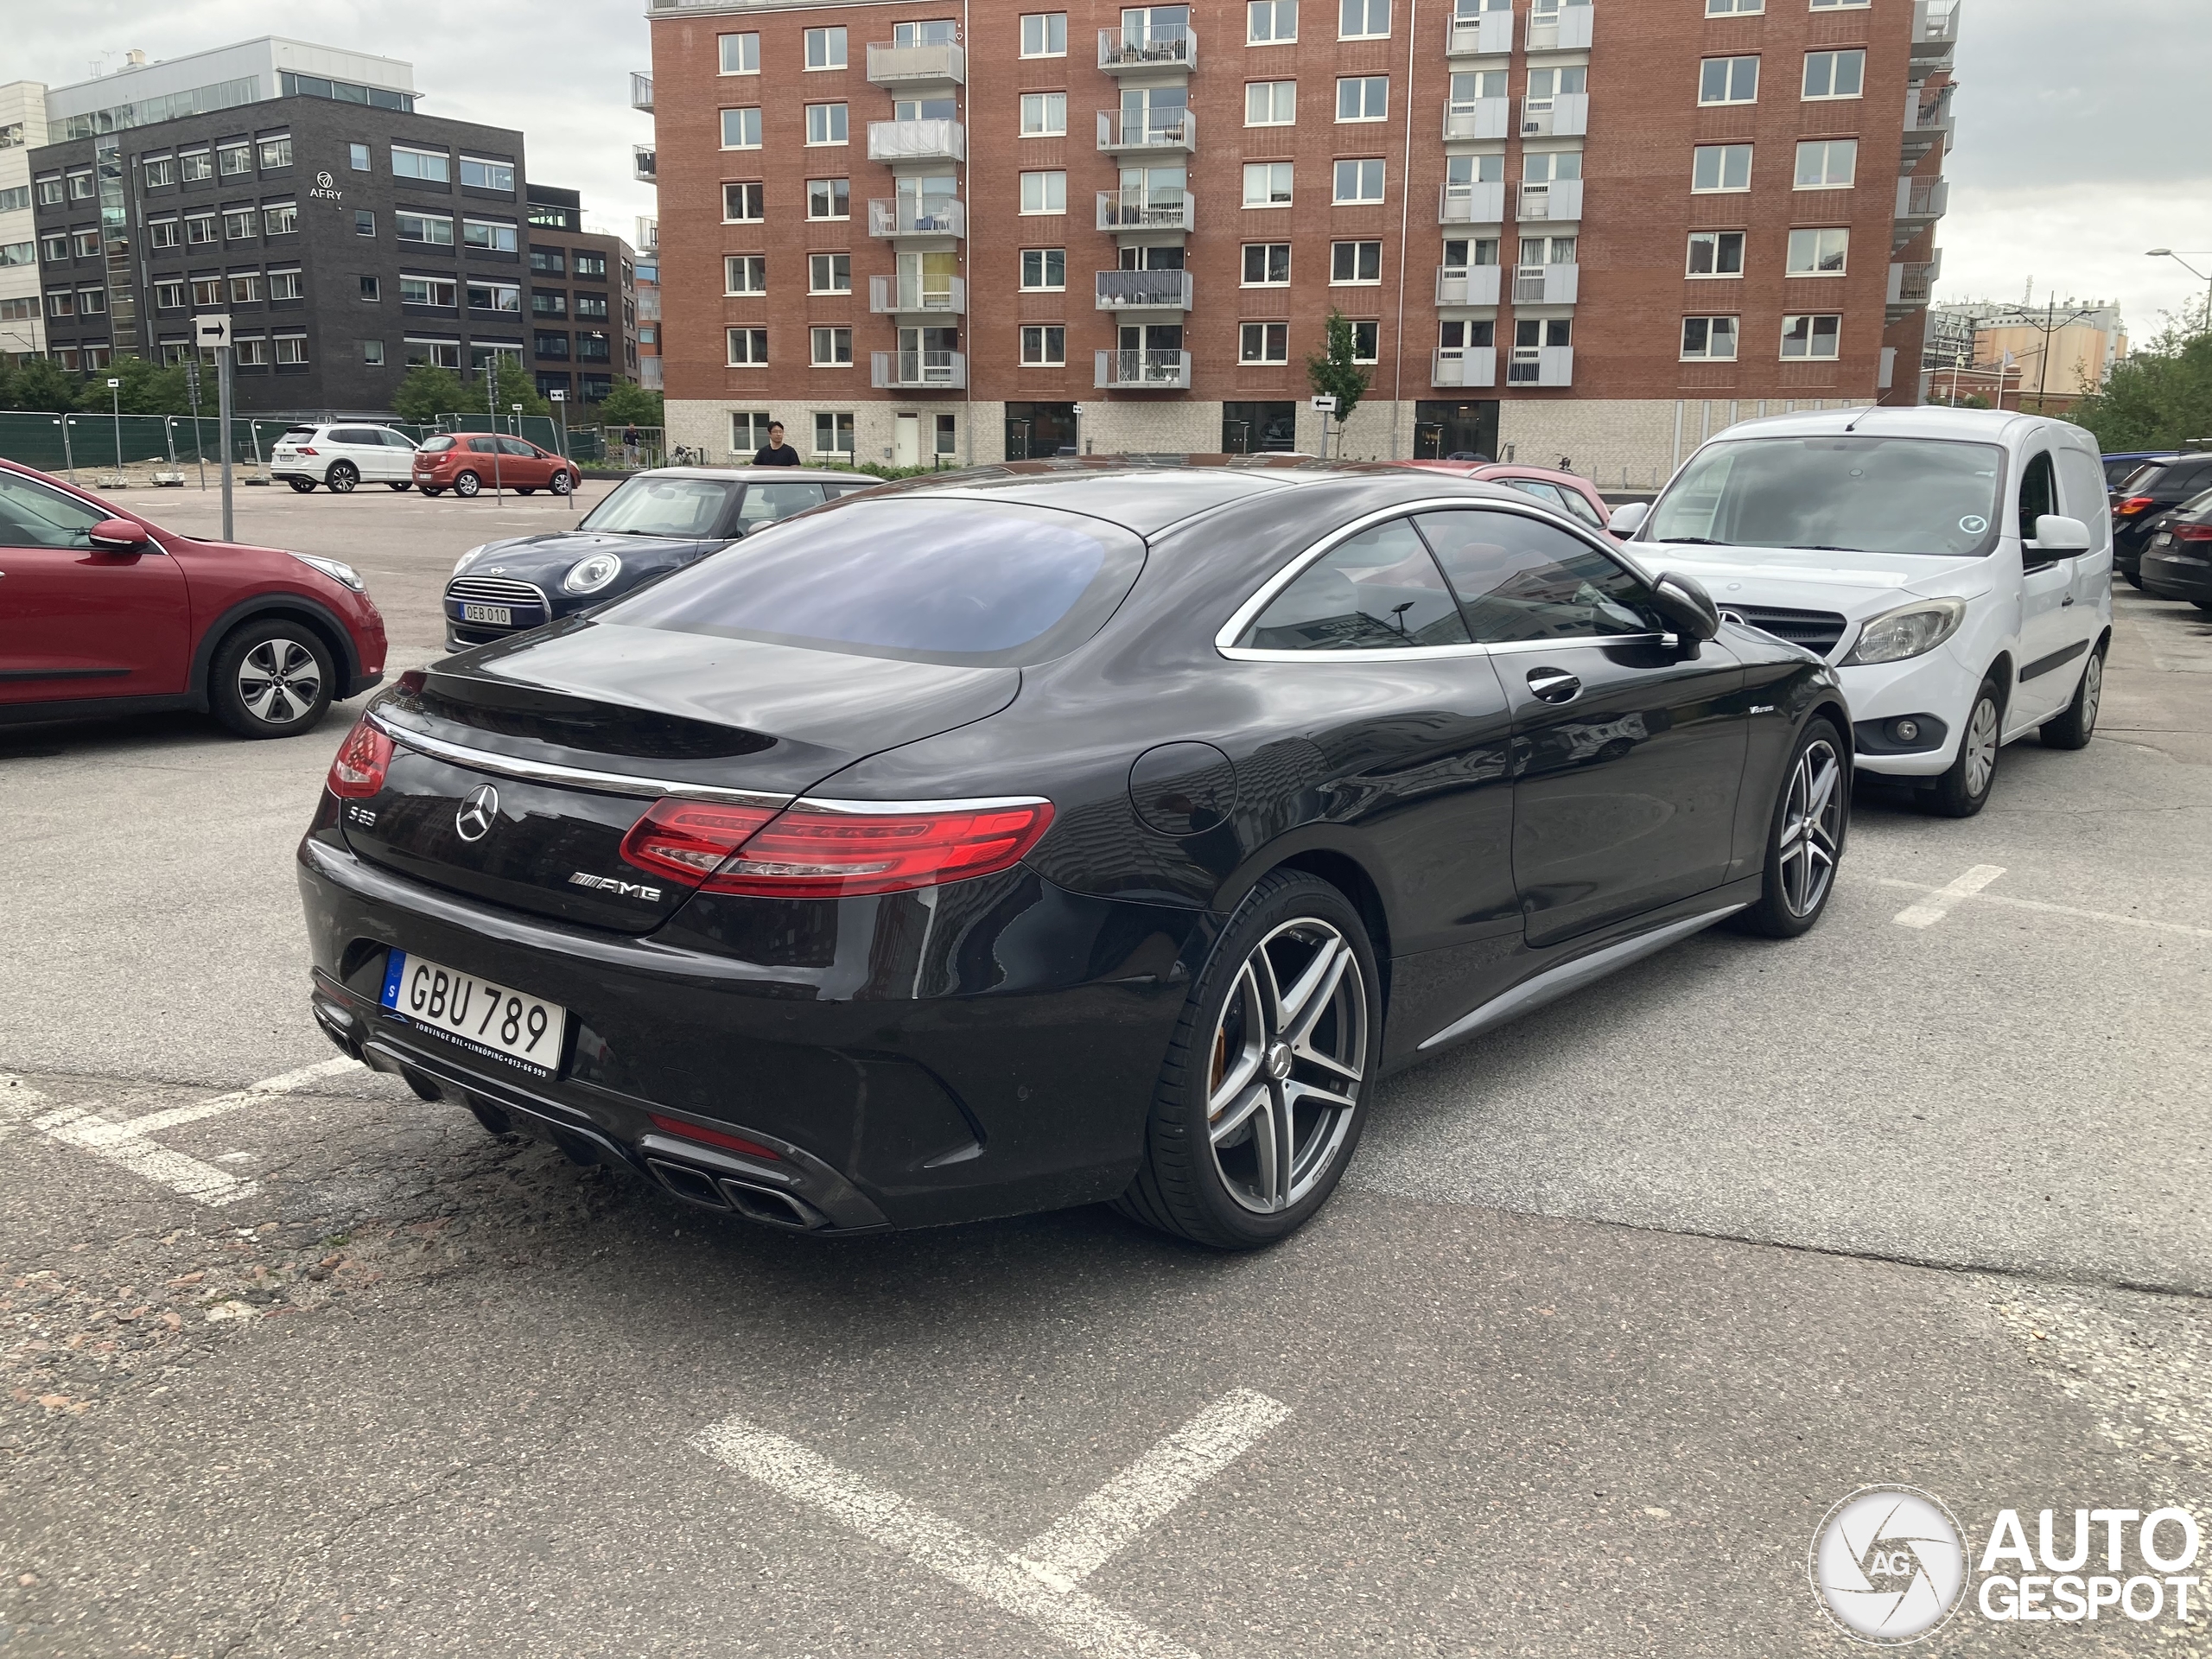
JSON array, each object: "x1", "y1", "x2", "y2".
[
  {"x1": 481, "y1": 365, "x2": 550, "y2": 422},
  {"x1": 391, "y1": 363, "x2": 467, "y2": 423},
  {"x1": 1305, "y1": 311, "x2": 1372, "y2": 454},
  {"x1": 71, "y1": 353, "x2": 193, "y2": 416},
  {"x1": 2069, "y1": 322, "x2": 2212, "y2": 452},
  {"x1": 8, "y1": 356, "x2": 84, "y2": 414},
  {"x1": 597, "y1": 382, "x2": 664, "y2": 428}
]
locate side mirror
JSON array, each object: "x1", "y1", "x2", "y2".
[
  {"x1": 2030, "y1": 513, "x2": 2092, "y2": 556},
  {"x1": 1649, "y1": 571, "x2": 1721, "y2": 642},
  {"x1": 88, "y1": 518, "x2": 150, "y2": 550},
  {"x1": 1607, "y1": 500, "x2": 1651, "y2": 537}
]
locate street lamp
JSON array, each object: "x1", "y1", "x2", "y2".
[{"x1": 2145, "y1": 249, "x2": 2212, "y2": 333}]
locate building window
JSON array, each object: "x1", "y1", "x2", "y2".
[
  {"x1": 1246, "y1": 80, "x2": 1297, "y2": 126},
  {"x1": 805, "y1": 104, "x2": 849, "y2": 146},
  {"x1": 461, "y1": 218, "x2": 516, "y2": 251},
  {"x1": 1020, "y1": 93, "x2": 1067, "y2": 137},
  {"x1": 531, "y1": 246, "x2": 568, "y2": 275},
  {"x1": 1243, "y1": 243, "x2": 1292, "y2": 285},
  {"x1": 187, "y1": 213, "x2": 218, "y2": 245},
  {"x1": 224, "y1": 209, "x2": 256, "y2": 241},
  {"x1": 935, "y1": 414, "x2": 957, "y2": 457},
  {"x1": 234, "y1": 336, "x2": 268, "y2": 366},
  {"x1": 1686, "y1": 230, "x2": 1745, "y2": 276},
  {"x1": 1020, "y1": 247, "x2": 1066, "y2": 290},
  {"x1": 33, "y1": 176, "x2": 62, "y2": 207},
  {"x1": 1249, "y1": 0, "x2": 1298, "y2": 42},
  {"x1": 730, "y1": 410, "x2": 773, "y2": 452},
  {"x1": 1020, "y1": 170, "x2": 1067, "y2": 213},
  {"x1": 1338, "y1": 0, "x2": 1389, "y2": 40},
  {"x1": 1786, "y1": 227, "x2": 1849, "y2": 275},
  {"x1": 810, "y1": 252, "x2": 851, "y2": 292},
  {"x1": 1243, "y1": 162, "x2": 1294, "y2": 207},
  {"x1": 810, "y1": 325, "x2": 853, "y2": 365},
  {"x1": 1331, "y1": 239, "x2": 1382, "y2": 283},
  {"x1": 396, "y1": 211, "x2": 454, "y2": 245},
  {"x1": 1349, "y1": 321, "x2": 1379, "y2": 363},
  {"x1": 576, "y1": 331, "x2": 610, "y2": 362},
  {"x1": 355, "y1": 210, "x2": 375, "y2": 237},
  {"x1": 175, "y1": 150, "x2": 211, "y2": 183},
  {"x1": 258, "y1": 136, "x2": 292, "y2": 169},
  {"x1": 143, "y1": 156, "x2": 175, "y2": 188},
  {"x1": 720, "y1": 32, "x2": 760, "y2": 73},
  {"x1": 275, "y1": 334, "x2": 308, "y2": 365},
  {"x1": 728, "y1": 254, "x2": 766, "y2": 294},
  {"x1": 804, "y1": 26, "x2": 849, "y2": 69},
  {"x1": 391, "y1": 145, "x2": 449, "y2": 182},
  {"x1": 1240, "y1": 321, "x2": 1290, "y2": 363},
  {"x1": 1020, "y1": 13, "x2": 1068, "y2": 55},
  {"x1": 1802, "y1": 49, "x2": 1865, "y2": 99},
  {"x1": 1706, "y1": 0, "x2": 1761, "y2": 10},
  {"x1": 461, "y1": 157, "x2": 515, "y2": 192},
  {"x1": 44, "y1": 290, "x2": 73, "y2": 317},
  {"x1": 807, "y1": 178, "x2": 851, "y2": 219},
  {"x1": 728, "y1": 327, "x2": 769, "y2": 365},
  {"x1": 156, "y1": 338, "x2": 190, "y2": 364},
  {"x1": 149, "y1": 219, "x2": 180, "y2": 250},
  {"x1": 190, "y1": 277, "x2": 222, "y2": 306},
  {"x1": 1698, "y1": 56, "x2": 1759, "y2": 105},
  {"x1": 400, "y1": 275, "x2": 457, "y2": 307},
  {"x1": 1332, "y1": 158, "x2": 1385, "y2": 204},
  {"x1": 468, "y1": 279, "x2": 520, "y2": 311},
  {"x1": 359, "y1": 276, "x2": 380, "y2": 301},
  {"x1": 722, "y1": 108, "x2": 763, "y2": 149},
  {"x1": 153, "y1": 278, "x2": 186, "y2": 308},
  {"x1": 1780, "y1": 313, "x2": 1841, "y2": 359},
  {"x1": 67, "y1": 169, "x2": 96, "y2": 200},
  {"x1": 77, "y1": 286, "x2": 106, "y2": 315},
  {"x1": 406, "y1": 337, "x2": 461, "y2": 369},
  {"x1": 814, "y1": 411, "x2": 855, "y2": 455},
  {"x1": 723, "y1": 182, "x2": 765, "y2": 222},
  {"x1": 363, "y1": 340, "x2": 385, "y2": 366},
  {"x1": 1020, "y1": 324, "x2": 1066, "y2": 365},
  {"x1": 1691, "y1": 143, "x2": 1752, "y2": 193},
  {"x1": 1681, "y1": 316, "x2": 1738, "y2": 359},
  {"x1": 1795, "y1": 138, "x2": 1857, "y2": 188},
  {"x1": 532, "y1": 289, "x2": 567, "y2": 316},
  {"x1": 229, "y1": 273, "x2": 264, "y2": 305},
  {"x1": 574, "y1": 252, "x2": 606, "y2": 278},
  {"x1": 38, "y1": 233, "x2": 66, "y2": 262},
  {"x1": 1809, "y1": 0, "x2": 1870, "y2": 7},
  {"x1": 1337, "y1": 77, "x2": 1388, "y2": 122},
  {"x1": 349, "y1": 143, "x2": 371, "y2": 171}
]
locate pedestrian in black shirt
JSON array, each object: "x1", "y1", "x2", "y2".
[{"x1": 753, "y1": 422, "x2": 801, "y2": 467}]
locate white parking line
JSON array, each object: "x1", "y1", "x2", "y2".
[
  {"x1": 1875, "y1": 878, "x2": 2212, "y2": 940},
  {"x1": 1891, "y1": 863, "x2": 2007, "y2": 928},
  {"x1": 693, "y1": 1389, "x2": 1290, "y2": 1659}
]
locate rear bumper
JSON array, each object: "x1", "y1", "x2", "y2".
[{"x1": 2140, "y1": 549, "x2": 2212, "y2": 602}]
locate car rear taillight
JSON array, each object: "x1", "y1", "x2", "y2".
[
  {"x1": 326, "y1": 715, "x2": 393, "y2": 798},
  {"x1": 2116, "y1": 495, "x2": 2156, "y2": 516},
  {"x1": 296, "y1": 446, "x2": 318, "y2": 456},
  {"x1": 2176, "y1": 524, "x2": 2212, "y2": 542},
  {"x1": 648, "y1": 1113, "x2": 781, "y2": 1160},
  {"x1": 619, "y1": 797, "x2": 1055, "y2": 899}
]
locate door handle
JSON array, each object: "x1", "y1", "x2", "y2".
[
  {"x1": 1526, "y1": 667, "x2": 1581, "y2": 703},
  {"x1": 2061, "y1": 594, "x2": 2075, "y2": 606}
]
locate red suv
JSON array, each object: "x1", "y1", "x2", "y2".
[
  {"x1": 413, "y1": 434, "x2": 582, "y2": 499},
  {"x1": 0, "y1": 459, "x2": 387, "y2": 739}
]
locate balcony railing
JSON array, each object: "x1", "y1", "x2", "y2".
[
  {"x1": 869, "y1": 274, "x2": 968, "y2": 314},
  {"x1": 1888, "y1": 257, "x2": 1940, "y2": 308},
  {"x1": 866, "y1": 41, "x2": 967, "y2": 85},
  {"x1": 1435, "y1": 266, "x2": 1502, "y2": 306},
  {"x1": 1099, "y1": 26, "x2": 1195, "y2": 71},
  {"x1": 1894, "y1": 176, "x2": 1949, "y2": 221},
  {"x1": 1098, "y1": 189, "x2": 1194, "y2": 232},
  {"x1": 632, "y1": 145, "x2": 656, "y2": 184},
  {"x1": 1517, "y1": 179, "x2": 1583, "y2": 220},
  {"x1": 1097, "y1": 109, "x2": 1196, "y2": 152},
  {"x1": 1433, "y1": 348, "x2": 1497, "y2": 387},
  {"x1": 1095, "y1": 348, "x2": 1192, "y2": 388},
  {"x1": 1524, "y1": 2, "x2": 1593, "y2": 51},
  {"x1": 1095, "y1": 269, "x2": 1193, "y2": 309},
  {"x1": 871, "y1": 348, "x2": 968, "y2": 388},
  {"x1": 868, "y1": 197, "x2": 967, "y2": 238},
  {"x1": 1444, "y1": 98, "x2": 1510, "y2": 140},
  {"x1": 1519, "y1": 93, "x2": 1588, "y2": 137},
  {"x1": 1506, "y1": 346, "x2": 1573, "y2": 386},
  {"x1": 1440, "y1": 181, "x2": 1506, "y2": 224},
  {"x1": 1512, "y1": 262, "x2": 1580, "y2": 304},
  {"x1": 630, "y1": 72, "x2": 653, "y2": 113},
  {"x1": 1444, "y1": 10, "x2": 1514, "y2": 55},
  {"x1": 1909, "y1": 0, "x2": 1960, "y2": 66},
  {"x1": 868, "y1": 118, "x2": 967, "y2": 163}
]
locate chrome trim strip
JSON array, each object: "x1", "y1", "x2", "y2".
[
  {"x1": 1416, "y1": 904, "x2": 1747, "y2": 1053},
  {"x1": 367, "y1": 711, "x2": 795, "y2": 806},
  {"x1": 791, "y1": 793, "x2": 1052, "y2": 816}
]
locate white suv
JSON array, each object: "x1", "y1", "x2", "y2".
[
  {"x1": 1611, "y1": 408, "x2": 2111, "y2": 817},
  {"x1": 270, "y1": 424, "x2": 421, "y2": 494}
]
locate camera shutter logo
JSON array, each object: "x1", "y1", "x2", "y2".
[
  {"x1": 1809, "y1": 1485, "x2": 1968, "y2": 1643},
  {"x1": 454, "y1": 784, "x2": 499, "y2": 842}
]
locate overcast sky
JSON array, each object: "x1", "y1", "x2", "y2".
[{"x1": 21, "y1": 0, "x2": 2212, "y2": 345}]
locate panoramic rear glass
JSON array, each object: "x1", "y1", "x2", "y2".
[{"x1": 600, "y1": 498, "x2": 1147, "y2": 666}]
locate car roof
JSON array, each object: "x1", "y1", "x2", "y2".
[
  {"x1": 858, "y1": 456, "x2": 1426, "y2": 535},
  {"x1": 1695, "y1": 405, "x2": 2098, "y2": 451},
  {"x1": 624, "y1": 466, "x2": 880, "y2": 483}
]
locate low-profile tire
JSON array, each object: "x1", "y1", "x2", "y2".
[
  {"x1": 2038, "y1": 644, "x2": 2104, "y2": 751},
  {"x1": 325, "y1": 461, "x2": 358, "y2": 493},
  {"x1": 207, "y1": 620, "x2": 334, "y2": 739},
  {"x1": 1736, "y1": 716, "x2": 1847, "y2": 939},
  {"x1": 453, "y1": 471, "x2": 481, "y2": 499},
  {"x1": 550, "y1": 471, "x2": 574, "y2": 497},
  {"x1": 386, "y1": 481, "x2": 411, "y2": 492},
  {"x1": 1115, "y1": 870, "x2": 1381, "y2": 1250},
  {"x1": 1923, "y1": 677, "x2": 2002, "y2": 818},
  {"x1": 287, "y1": 478, "x2": 315, "y2": 493}
]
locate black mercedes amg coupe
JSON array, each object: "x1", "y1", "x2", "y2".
[{"x1": 298, "y1": 462, "x2": 1849, "y2": 1249}]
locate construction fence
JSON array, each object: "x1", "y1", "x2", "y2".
[{"x1": 0, "y1": 411, "x2": 628, "y2": 479}]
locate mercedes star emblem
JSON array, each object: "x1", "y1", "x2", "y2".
[{"x1": 454, "y1": 784, "x2": 499, "y2": 842}]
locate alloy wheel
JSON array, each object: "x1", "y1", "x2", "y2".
[
  {"x1": 1205, "y1": 918, "x2": 1367, "y2": 1214},
  {"x1": 1777, "y1": 737, "x2": 1844, "y2": 918},
  {"x1": 551, "y1": 471, "x2": 573, "y2": 495},
  {"x1": 2078, "y1": 652, "x2": 2102, "y2": 738},
  {"x1": 236, "y1": 639, "x2": 322, "y2": 726},
  {"x1": 1963, "y1": 696, "x2": 1999, "y2": 797}
]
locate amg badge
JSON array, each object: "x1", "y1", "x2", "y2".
[{"x1": 569, "y1": 872, "x2": 663, "y2": 901}]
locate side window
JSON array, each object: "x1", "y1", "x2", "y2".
[
  {"x1": 1502, "y1": 479, "x2": 1567, "y2": 510},
  {"x1": 0, "y1": 471, "x2": 111, "y2": 548},
  {"x1": 738, "y1": 481, "x2": 827, "y2": 524},
  {"x1": 499, "y1": 437, "x2": 537, "y2": 457},
  {"x1": 1554, "y1": 488, "x2": 1607, "y2": 530},
  {"x1": 1413, "y1": 509, "x2": 1655, "y2": 643},
  {"x1": 2016, "y1": 451, "x2": 2057, "y2": 541},
  {"x1": 1242, "y1": 518, "x2": 1471, "y2": 652}
]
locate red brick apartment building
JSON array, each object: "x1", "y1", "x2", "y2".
[{"x1": 647, "y1": 0, "x2": 1955, "y2": 476}]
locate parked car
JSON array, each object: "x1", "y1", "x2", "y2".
[
  {"x1": 2102, "y1": 450, "x2": 2177, "y2": 489},
  {"x1": 1609, "y1": 407, "x2": 2110, "y2": 817},
  {"x1": 300, "y1": 464, "x2": 1847, "y2": 1248},
  {"x1": 0, "y1": 457, "x2": 385, "y2": 737},
  {"x1": 1402, "y1": 461, "x2": 1618, "y2": 537},
  {"x1": 412, "y1": 434, "x2": 582, "y2": 499},
  {"x1": 2139, "y1": 488, "x2": 2212, "y2": 611},
  {"x1": 2111, "y1": 453, "x2": 2212, "y2": 585},
  {"x1": 442, "y1": 467, "x2": 881, "y2": 651},
  {"x1": 271, "y1": 423, "x2": 421, "y2": 494}
]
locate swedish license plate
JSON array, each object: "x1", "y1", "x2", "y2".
[
  {"x1": 461, "y1": 603, "x2": 513, "y2": 625},
  {"x1": 380, "y1": 950, "x2": 565, "y2": 1075},
  {"x1": 2153, "y1": 532, "x2": 2172, "y2": 547}
]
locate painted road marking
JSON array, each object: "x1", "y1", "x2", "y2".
[
  {"x1": 694, "y1": 1389, "x2": 1290, "y2": 1659},
  {"x1": 1891, "y1": 863, "x2": 2007, "y2": 928},
  {"x1": 1875, "y1": 877, "x2": 2212, "y2": 940}
]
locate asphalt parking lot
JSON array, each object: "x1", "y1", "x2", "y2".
[{"x1": 3, "y1": 482, "x2": 2209, "y2": 1657}]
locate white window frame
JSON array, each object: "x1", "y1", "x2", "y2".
[
  {"x1": 1020, "y1": 170, "x2": 1068, "y2": 214},
  {"x1": 805, "y1": 104, "x2": 849, "y2": 146},
  {"x1": 1246, "y1": 81, "x2": 1297, "y2": 126},
  {"x1": 274, "y1": 334, "x2": 308, "y2": 366},
  {"x1": 727, "y1": 254, "x2": 767, "y2": 295},
  {"x1": 1794, "y1": 137, "x2": 1857, "y2": 189},
  {"x1": 395, "y1": 211, "x2": 454, "y2": 245},
  {"x1": 1802, "y1": 48, "x2": 1866, "y2": 100},
  {"x1": 1242, "y1": 242, "x2": 1292, "y2": 286},
  {"x1": 1785, "y1": 226, "x2": 1849, "y2": 276},
  {"x1": 268, "y1": 268, "x2": 305, "y2": 302},
  {"x1": 807, "y1": 178, "x2": 852, "y2": 220},
  {"x1": 1349, "y1": 321, "x2": 1380, "y2": 364},
  {"x1": 804, "y1": 27, "x2": 849, "y2": 69},
  {"x1": 727, "y1": 327, "x2": 770, "y2": 365},
  {"x1": 461, "y1": 218, "x2": 518, "y2": 252},
  {"x1": 1243, "y1": 162, "x2": 1294, "y2": 207},
  {"x1": 1020, "y1": 12, "x2": 1069, "y2": 55},
  {"x1": 1020, "y1": 247, "x2": 1067, "y2": 290},
  {"x1": 813, "y1": 411, "x2": 855, "y2": 455},
  {"x1": 399, "y1": 274, "x2": 457, "y2": 307},
  {"x1": 257, "y1": 136, "x2": 293, "y2": 170},
  {"x1": 810, "y1": 252, "x2": 852, "y2": 293},
  {"x1": 1332, "y1": 157, "x2": 1386, "y2": 204},
  {"x1": 723, "y1": 181, "x2": 766, "y2": 223},
  {"x1": 1338, "y1": 0, "x2": 1389, "y2": 41},
  {"x1": 730, "y1": 411, "x2": 774, "y2": 453},
  {"x1": 1686, "y1": 229, "x2": 1745, "y2": 278},
  {"x1": 460, "y1": 156, "x2": 516, "y2": 192},
  {"x1": 1680, "y1": 315, "x2": 1738, "y2": 360},
  {"x1": 1020, "y1": 92, "x2": 1068, "y2": 137},
  {"x1": 149, "y1": 218, "x2": 180, "y2": 250},
  {"x1": 391, "y1": 144, "x2": 450, "y2": 182},
  {"x1": 1691, "y1": 143, "x2": 1753, "y2": 193},
  {"x1": 1698, "y1": 56, "x2": 1760, "y2": 105},
  {"x1": 1336, "y1": 76, "x2": 1389, "y2": 123},
  {"x1": 721, "y1": 108, "x2": 764, "y2": 149},
  {"x1": 810, "y1": 324, "x2": 854, "y2": 366},
  {"x1": 1332, "y1": 239, "x2": 1383, "y2": 284},
  {"x1": 720, "y1": 32, "x2": 760, "y2": 73},
  {"x1": 1705, "y1": 0, "x2": 1762, "y2": 11},
  {"x1": 1239, "y1": 321, "x2": 1291, "y2": 364},
  {"x1": 1780, "y1": 313, "x2": 1841, "y2": 359},
  {"x1": 362, "y1": 340, "x2": 385, "y2": 366},
  {"x1": 1020, "y1": 324, "x2": 1067, "y2": 365},
  {"x1": 1249, "y1": 0, "x2": 1298, "y2": 42}
]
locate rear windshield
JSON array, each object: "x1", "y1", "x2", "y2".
[
  {"x1": 1645, "y1": 435, "x2": 2005, "y2": 558},
  {"x1": 601, "y1": 498, "x2": 1147, "y2": 666},
  {"x1": 419, "y1": 435, "x2": 456, "y2": 453},
  {"x1": 578, "y1": 475, "x2": 739, "y2": 538},
  {"x1": 2135, "y1": 462, "x2": 2212, "y2": 495}
]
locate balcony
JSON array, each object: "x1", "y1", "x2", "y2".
[
  {"x1": 1098, "y1": 26, "x2": 1195, "y2": 72},
  {"x1": 871, "y1": 348, "x2": 968, "y2": 389},
  {"x1": 1894, "y1": 175, "x2": 1949, "y2": 232},
  {"x1": 1506, "y1": 346, "x2": 1573, "y2": 386},
  {"x1": 1095, "y1": 269, "x2": 1192, "y2": 310},
  {"x1": 868, "y1": 118, "x2": 967, "y2": 164},
  {"x1": 866, "y1": 41, "x2": 967, "y2": 86},
  {"x1": 868, "y1": 196, "x2": 967, "y2": 238},
  {"x1": 1517, "y1": 180, "x2": 1583, "y2": 220},
  {"x1": 630, "y1": 72, "x2": 653, "y2": 113},
  {"x1": 1433, "y1": 349, "x2": 1497, "y2": 388},
  {"x1": 1440, "y1": 181, "x2": 1506, "y2": 224},
  {"x1": 1095, "y1": 349, "x2": 1192, "y2": 389},
  {"x1": 1888, "y1": 255, "x2": 1940, "y2": 319},
  {"x1": 1435, "y1": 265, "x2": 1502, "y2": 306},
  {"x1": 1909, "y1": 0, "x2": 1959, "y2": 70},
  {"x1": 1519, "y1": 93, "x2": 1587, "y2": 137},
  {"x1": 1902, "y1": 85, "x2": 1956, "y2": 162},
  {"x1": 1443, "y1": 98, "x2": 1510, "y2": 141},
  {"x1": 1097, "y1": 109, "x2": 1196, "y2": 153},
  {"x1": 1525, "y1": 3, "x2": 1594, "y2": 51},
  {"x1": 1098, "y1": 188, "x2": 1194, "y2": 232},
  {"x1": 1444, "y1": 10, "x2": 1513, "y2": 55},
  {"x1": 632, "y1": 145, "x2": 656, "y2": 184},
  {"x1": 869, "y1": 274, "x2": 968, "y2": 315},
  {"x1": 1511, "y1": 262, "x2": 1580, "y2": 304}
]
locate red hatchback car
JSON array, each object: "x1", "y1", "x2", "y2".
[
  {"x1": 0, "y1": 459, "x2": 387, "y2": 739},
  {"x1": 1400, "y1": 461, "x2": 1619, "y2": 537},
  {"x1": 412, "y1": 434, "x2": 582, "y2": 499}
]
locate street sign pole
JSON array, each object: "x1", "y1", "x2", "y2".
[
  {"x1": 60, "y1": 414, "x2": 74, "y2": 483},
  {"x1": 1313, "y1": 394, "x2": 1338, "y2": 460},
  {"x1": 486, "y1": 356, "x2": 504, "y2": 501},
  {"x1": 550, "y1": 388, "x2": 569, "y2": 459},
  {"x1": 196, "y1": 315, "x2": 236, "y2": 540},
  {"x1": 185, "y1": 358, "x2": 207, "y2": 490},
  {"x1": 108, "y1": 378, "x2": 124, "y2": 486}
]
